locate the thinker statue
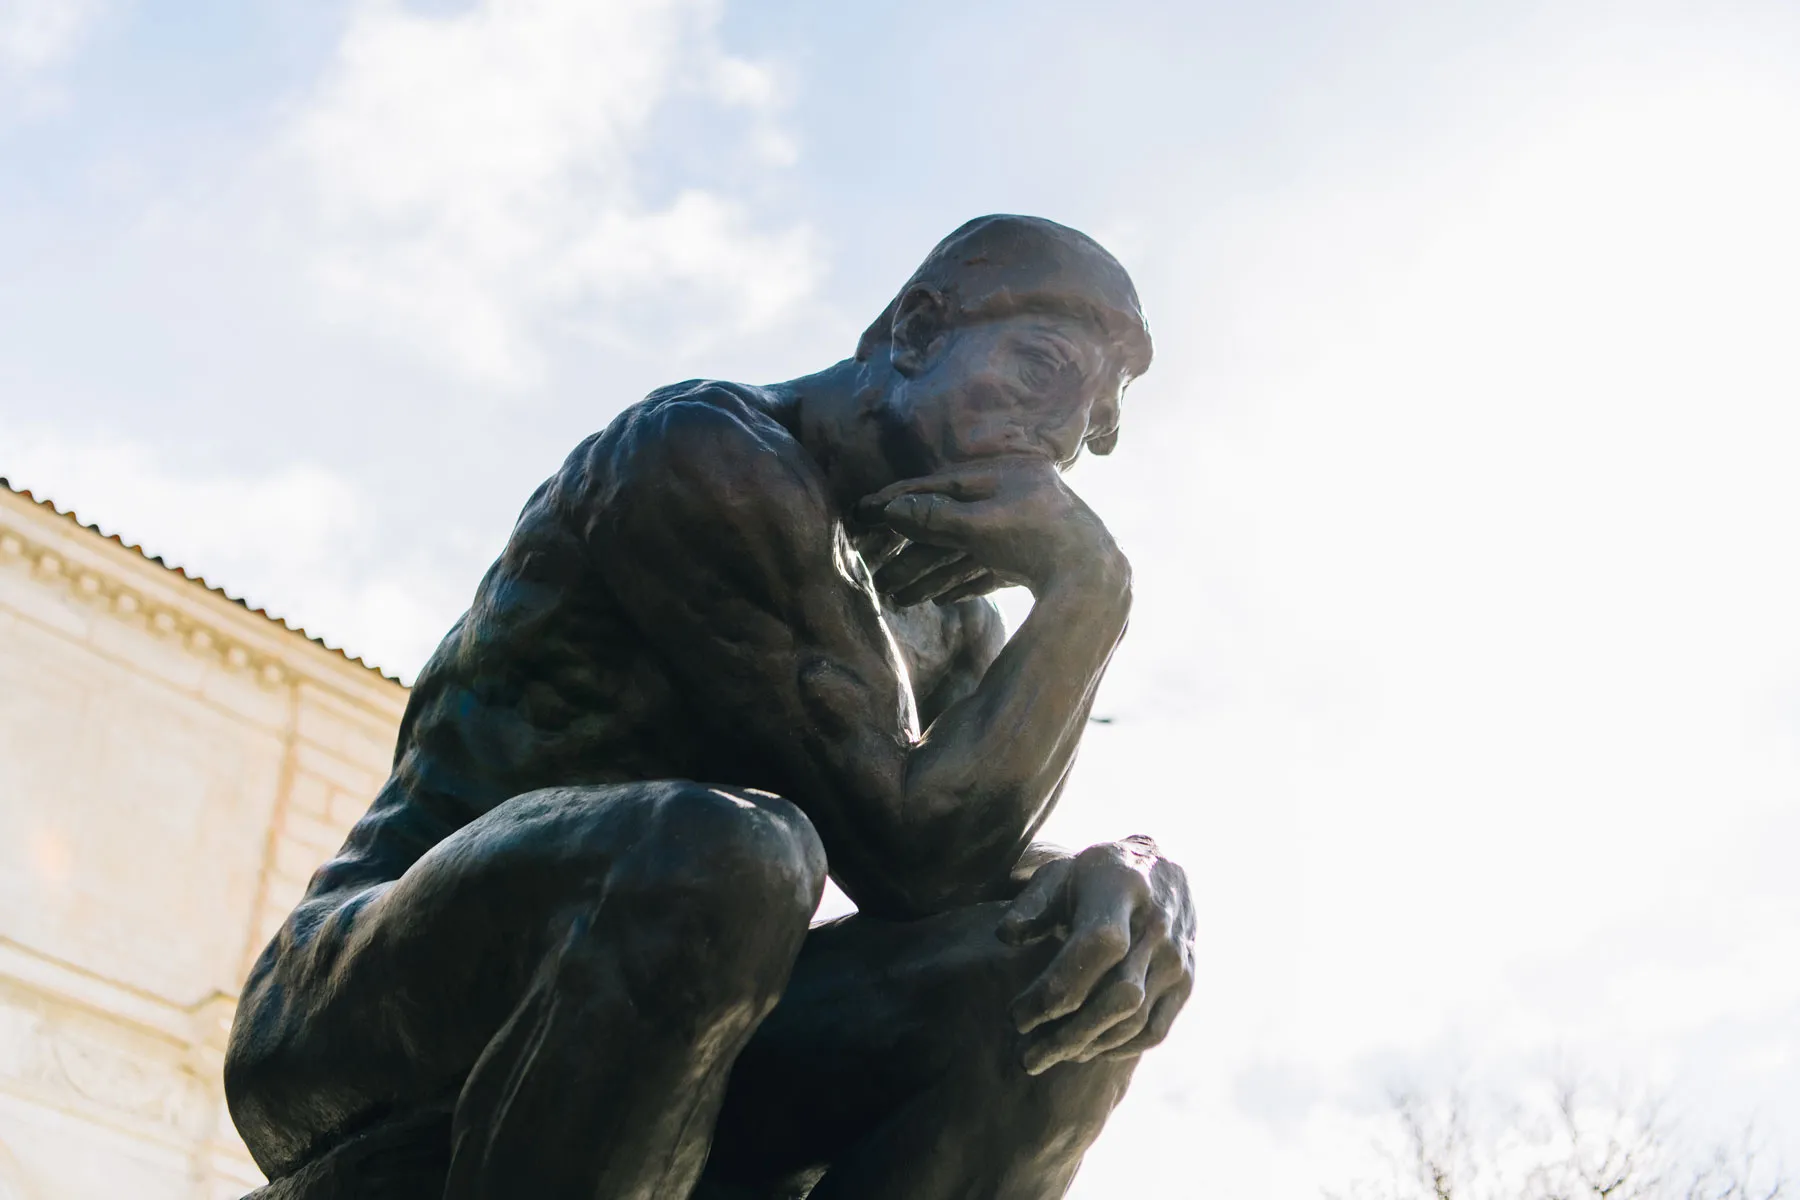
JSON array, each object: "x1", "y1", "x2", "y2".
[{"x1": 227, "y1": 215, "x2": 1197, "y2": 1200}]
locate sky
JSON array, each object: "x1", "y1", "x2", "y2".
[{"x1": 3, "y1": 0, "x2": 1799, "y2": 1194}]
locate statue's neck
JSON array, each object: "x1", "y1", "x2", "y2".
[{"x1": 764, "y1": 356, "x2": 899, "y2": 518}]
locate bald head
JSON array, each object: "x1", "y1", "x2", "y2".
[{"x1": 857, "y1": 215, "x2": 1153, "y2": 381}]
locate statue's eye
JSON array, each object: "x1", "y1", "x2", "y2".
[{"x1": 1018, "y1": 346, "x2": 1066, "y2": 390}]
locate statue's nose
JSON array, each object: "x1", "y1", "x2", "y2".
[{"x1": 1086, "y1": 392, "x2": 1121, "y2": 447}]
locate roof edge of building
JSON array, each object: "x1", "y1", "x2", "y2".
[{"x1": 0, "y1": 475, "x2": 404, "y2": 687}]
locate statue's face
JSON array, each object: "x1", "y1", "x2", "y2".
[{"x1": 892, "y1": 312, "x2": 1128, "y2": 471}]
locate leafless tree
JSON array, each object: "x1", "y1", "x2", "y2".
[{"x1": 1327, "y1": 1075, "x2": 1785, "y2": 1200}]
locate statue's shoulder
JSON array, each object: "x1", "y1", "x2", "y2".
[
  {"x1": 627, "y1": 377, "x2": 798, "y2": 456},
  {"x1": 563, "y1": 379, "x2": 824, "y2": 522}
]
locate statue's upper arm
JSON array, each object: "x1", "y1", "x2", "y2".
[
  {"x1": 956, "y1": 595, "x2": 1008, "y2": 670},
  {"x1": 882, "y1": 593, "x2": 1005, "y2": 722},
  {"x1": 583, "y1": 390, "x2": 914, "y2": 782},
  {"x1": 601, "y1": 399, "x2": 842, "y2": 604}
]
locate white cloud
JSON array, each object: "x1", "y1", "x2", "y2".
[
  {"x1": 0, "y1": 0, "x2": 102, "y2": 70},
  {"x1": 285, "y1": 0, "x2": 820, "y2": 386}
]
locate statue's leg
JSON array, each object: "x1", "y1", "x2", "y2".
[
  {"x1": 226, "y1": 780, "x2": 825, "y2": 1200},
  {"x1": 697, "y1": 902, "x2": 1141, "y2": 1200}
]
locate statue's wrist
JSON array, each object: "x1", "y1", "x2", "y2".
[{"x1": 1035, "y1": 544, "x2": 1131, "y2": 615}]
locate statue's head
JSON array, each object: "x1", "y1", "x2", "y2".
[{"x1": 856, "y1": 215, "x2": 1152, "y2": 477}]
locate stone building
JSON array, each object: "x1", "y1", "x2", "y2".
[{"x1": 0, "y1": 480, "x2": 406, "y2": 1200}]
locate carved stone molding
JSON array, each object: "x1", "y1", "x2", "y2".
[
  {"x1": 0, "y1": 482, "x2": 405, "y2": 703},
  {"x1": 0, "y1": 986, "x2": 212, "y2": 1147},
  {"x1": 0, "y1": 520, "x2": 293, "y2": 691}
]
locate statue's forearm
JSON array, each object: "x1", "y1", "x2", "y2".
[{"x1": 876, "y1": 558, "x2": 1129, "y2": 915}]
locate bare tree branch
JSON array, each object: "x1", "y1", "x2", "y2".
[{"x1": 1329, "y1": 1073, "x2": 1787, "y2": 1200}]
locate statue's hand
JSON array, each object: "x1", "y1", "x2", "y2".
[
  {"x1": 998, "y1": 837, "x2": 1195, "y2": 1075},
  {"x1": 856, "y1": 456, "x2": 1126, "y2": 602}
]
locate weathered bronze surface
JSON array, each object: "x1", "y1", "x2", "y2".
[{"x1": 228, "y1": 215, "x2": 1196, "y2": 1199}]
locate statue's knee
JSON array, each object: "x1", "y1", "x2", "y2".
[
  {"x1": 605, "y1": 783, "x2": 825, "y2": 988},
  {"x1": 644, "y1": 782, "x2": 824, "y2": 912},
  {"x1": 487, "y1": 783, "x2": 823, "y2": 1028}
]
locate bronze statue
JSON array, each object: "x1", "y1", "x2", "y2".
[{"x1": 226, "y1": 215, "x2": 1197, "y2": 1199}]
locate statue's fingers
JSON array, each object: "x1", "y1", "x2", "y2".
[
  {"x1": 1077, "y1": 1003, "x2": 1151, "y2": 1061},
  {"x1": 1101, "y1": 976, "x2": 1192, "y2": 1060},
  {"x1": 1063, "y1": 928, "x2": 1159, "y2": 1059},
  {"x1": 997, "y1": 859, "x2": 1070, "y2": 947},
  {"x1": 857, "y1": 529, "x2": 908, "y2": 571},
  {"x1": 856, "y1": 464, "x2": 1005, "y2": 516},
  {"x1": 889, "y1": 557, "x2": 988, "y2": 607},
  {"x1": 1010, "y1": 894, "x2": 1133, "y2": 1034},
  {"x1": 1020, "y1": 974, "x2": 1146, "y2": 1076},
  {"x1": 873, "y1": 543, "x2": 965, "y2": 596},
  {"x1": 932, "y1": 571, "x2": 1002, "y2": 605},
  {"x1": 879, "y1": 494, "x2": 1014, "y2": 550},
  {"x1": 1079, "y1": 953, "x2": 1180, "y2": 1059}
]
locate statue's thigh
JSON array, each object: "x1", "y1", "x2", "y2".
[
  {"x1": 229, "y1": 781, "x2": 706, "y2": 1165},
  {"x1": 701, "y1": 903, "x2": 1058, "y2": 1191}
]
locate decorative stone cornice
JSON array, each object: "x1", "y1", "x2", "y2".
[
  {"x1": 0, "y1": 512, "x2": 307, "y2": 691},
  {"x1": 0, "y1": 478, "x2": 405, "y2": 704}
]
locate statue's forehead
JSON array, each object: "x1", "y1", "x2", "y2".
[
  {"x1": 952, "y1": 287, "x2": 1149, "y2": 373},
  {"x1": 964, "y1": 308, "x2": 1145, "y2": 378},
  {"x1": 974, "y1": 310, "x2": 1097, "y2": 339}
]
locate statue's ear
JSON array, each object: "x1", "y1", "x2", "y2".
[{"x1": 890, "y1": 284, "x2": 951, "y2": 377}]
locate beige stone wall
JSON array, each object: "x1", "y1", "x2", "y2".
[{"x1": 0, "y1": 486, "x2": 406, "y2": 1200}]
